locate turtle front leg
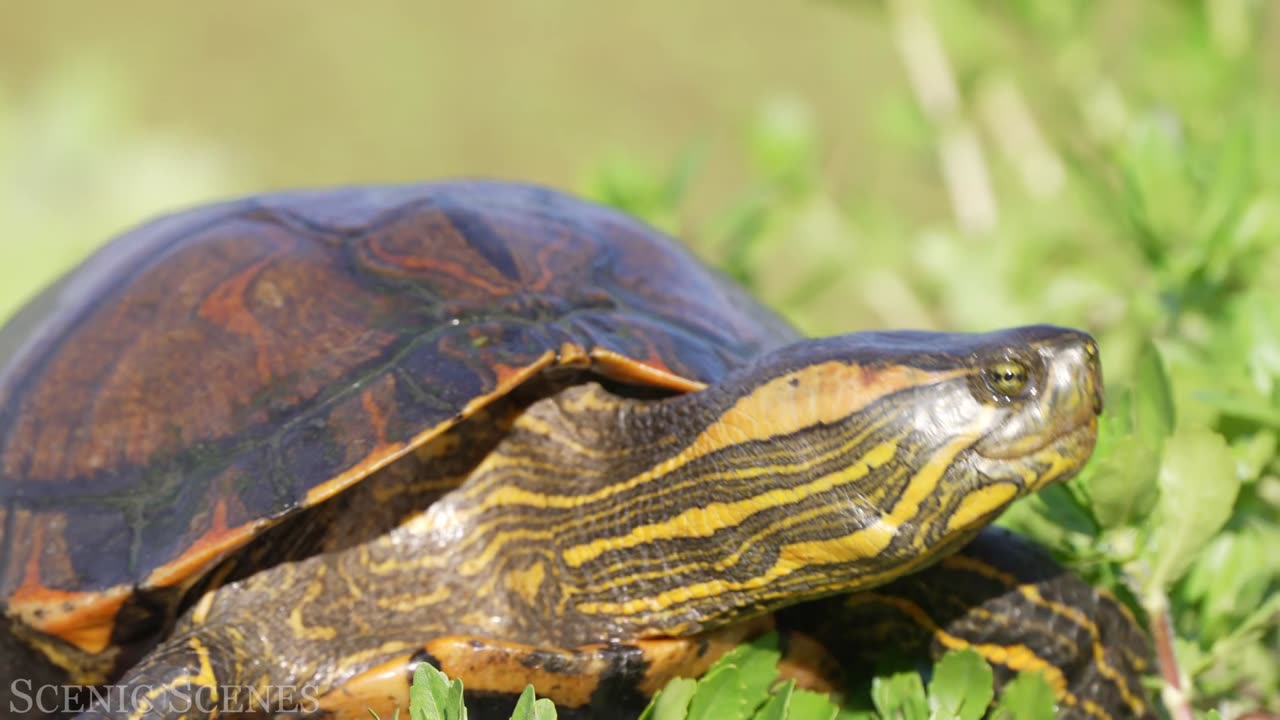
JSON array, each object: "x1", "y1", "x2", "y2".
[
  {"x1": 71, "y1": 578, "x2": 320, "y2": 720},
  {"x1": 777, "y1": 528, "x2": 1156, "y2": 720},
  {"x1": 74, "y1": 630, "x2": 259, "y2": 720},
  {"x1": 70, "y1": 546, "x2": 444, "y2": 720}
]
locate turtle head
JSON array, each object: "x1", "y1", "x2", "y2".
[
  {"x1": 963, "y1": 325, "x2": 1104, "y2": 492},
  {"x1": 725, "y1": 324, "x2": 1102, "y2": 534},
  {"x1": 526, "y1": 325, "x2": 1103, "y2": 639}
]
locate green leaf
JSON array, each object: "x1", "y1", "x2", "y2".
[
  {"x1": 686, "y1": 664, "x2": 751, "y2": 720},
  {"x1": 509, "y1": 686, "x2": 555, "y2": 720},
  {"x1": 641, "y1": 677, "x2": 697, "y2": 720},
  {"x1": 927, "y1": 650, "x2": 994, "y2": 720},
  {"x1": 1081, "y1": 348, "x2": 1168, "y2": 530},
  {"x1": 1134, "y1": 341, "x2": 1176, "y2": 444},
  {"x1": 1145, "y1": 426, "x2": 1241, "y2": 591},
  {"x1": 722, "y1": 632, "x2": 784, "y2": 712},
  {"x1": 786, "y1": 689, "x2": 840, "y2": 720},
  {"x1": 509, "y1": 687, "x2": 537, "y2": 720},
  {"x1": 833, "y1": 707, "x2": 876, "y2": 720},
  {"x1": 998, "y1": 482, "x2": 1096, "y2": 547},
  {"x1": 1231, "y1": 431, "x2": 1278, "y2": 483},
  {"x1": 990, "y1": 671, "x2": 1056, "y2": 720},
  {"x1": 1080, "y1": 403, "x2": 1158, "y2": 529},
  {"x1": 531, "y1": 698, "x2": 557, "y2": 720},
  {"x1": 1194, "y1": 389, "x2": 1280, "y2": 429},
  {"x1": 871, "y1": 669, "x2": 928, "y2": 720},
  {"x1": 449, "y1": 677, "x2": 466, "y2": 720},
  {"x1": 1195, "y1": 590, "x2": 1280, "y2": 675},
  {"x1": 1179, "y1": 524, "x2": 1279, "y2": 643},
  {"x1": 750, "y1": 679, "x2": 794, "y2": 720},
  {"x1": 409, "y1": 664, "x2": 466, "y2": 720}
]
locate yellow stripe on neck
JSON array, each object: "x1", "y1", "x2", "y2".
[
  {"x1": 573, "y1": 429, "x2": 982, "y2": 618},
  {"x1": 562, "y1": 440, "x2": 900, "y2": 567},
  {"x1": 472, "y1": 362, "x2": 964, "y2": 515}
]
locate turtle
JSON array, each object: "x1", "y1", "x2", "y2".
[{"x1": 0, "y1": 181, "x2": 1151, "y2": 720}]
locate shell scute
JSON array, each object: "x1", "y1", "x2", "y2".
[{"x1": 0, "y1": 181, "x2": 796, "y2": 651}]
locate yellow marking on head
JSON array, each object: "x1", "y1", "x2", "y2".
[
  {"x1": 779, "y1": 428, "x2": 982, "y2": 568},
  {"x1": 506, "y1": 561, "x2": 548, "y2": 606},
  {"x1": 945, "y1": 483, "x2": 1019, "y2": 533},
  {"x1": 727, "y1": 363, "x2": 965, "y2": 439},
  {"x1": 563, "y1": 441, "x2": 899, "y2": 568},
  {"x1": 460, "y1": 453, "x2": 839, "y2": 571},
  {"x1": 475, "y1": 363, "x2": 963, "y2": 515}
]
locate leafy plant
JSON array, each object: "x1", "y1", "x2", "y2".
[
  {"x1": 581, "y1": 3, "x2": 1279, "y2": 717},
  {"x1": 4, "y1": 1, "x2": 1275, "y2": 718},
  {"x1": 397, "y1": 636, "x2": 1063, "y2": 720}
]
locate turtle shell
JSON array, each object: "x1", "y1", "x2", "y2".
[{"x1": 0, "y1": 181, "x2": 798, "y2": 659}]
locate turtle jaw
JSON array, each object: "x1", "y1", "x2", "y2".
[
  {"x1": 1023, "y1": 411, "x2": 1099, "y2": 486},
  {"x1": 927, "y1": 413, "x2": 1097, "y2": 545},
  {"x1": 969, "y1": 414, "x2": 1098, "y2": 495},
  {"x1": 970, "y1": 331, "x2": 1103, "y2": 495}
]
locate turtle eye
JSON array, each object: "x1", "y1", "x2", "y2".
[{"x1": 984, "y1": 359, "x2": 1030, "y2": 397}]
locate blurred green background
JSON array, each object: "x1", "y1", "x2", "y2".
[
  {"x1": 2, "y1": 1, "x2": 1278, "y2": 717},
  {"x1": 0, "y1": 0, "x2": 915, "y2": 320}
]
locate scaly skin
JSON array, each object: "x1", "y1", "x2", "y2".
[{"x1": 76, "y1": 326, "x2": 1104, "y2": 720}]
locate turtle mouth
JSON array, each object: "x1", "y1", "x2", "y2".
[
  {"x1": 968, "y1": 415, "x2": 1098, "y2": 494},
  {"x1": 973, "y1": 412, "x2": 1099, "y2": 463}
]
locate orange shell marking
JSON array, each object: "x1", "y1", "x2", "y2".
[
  {"x1": 9, "y1": 343, "x2": 708, "y2": 660},
  {"x1": 590, "y1": 348, "x2": 706, "y2": 393},
  {"x1": 8, "y1": 523, "x2": 132, "y2": 654},
  {"x1": 196, "y1": 244, "x2": 295, "y2": 385},
  {"x1": 144, "y1": 499, "x2": 266, "y2": 590},
  {"x1": 305, "y1": 350, "x2": 566, "y2": 510}
]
